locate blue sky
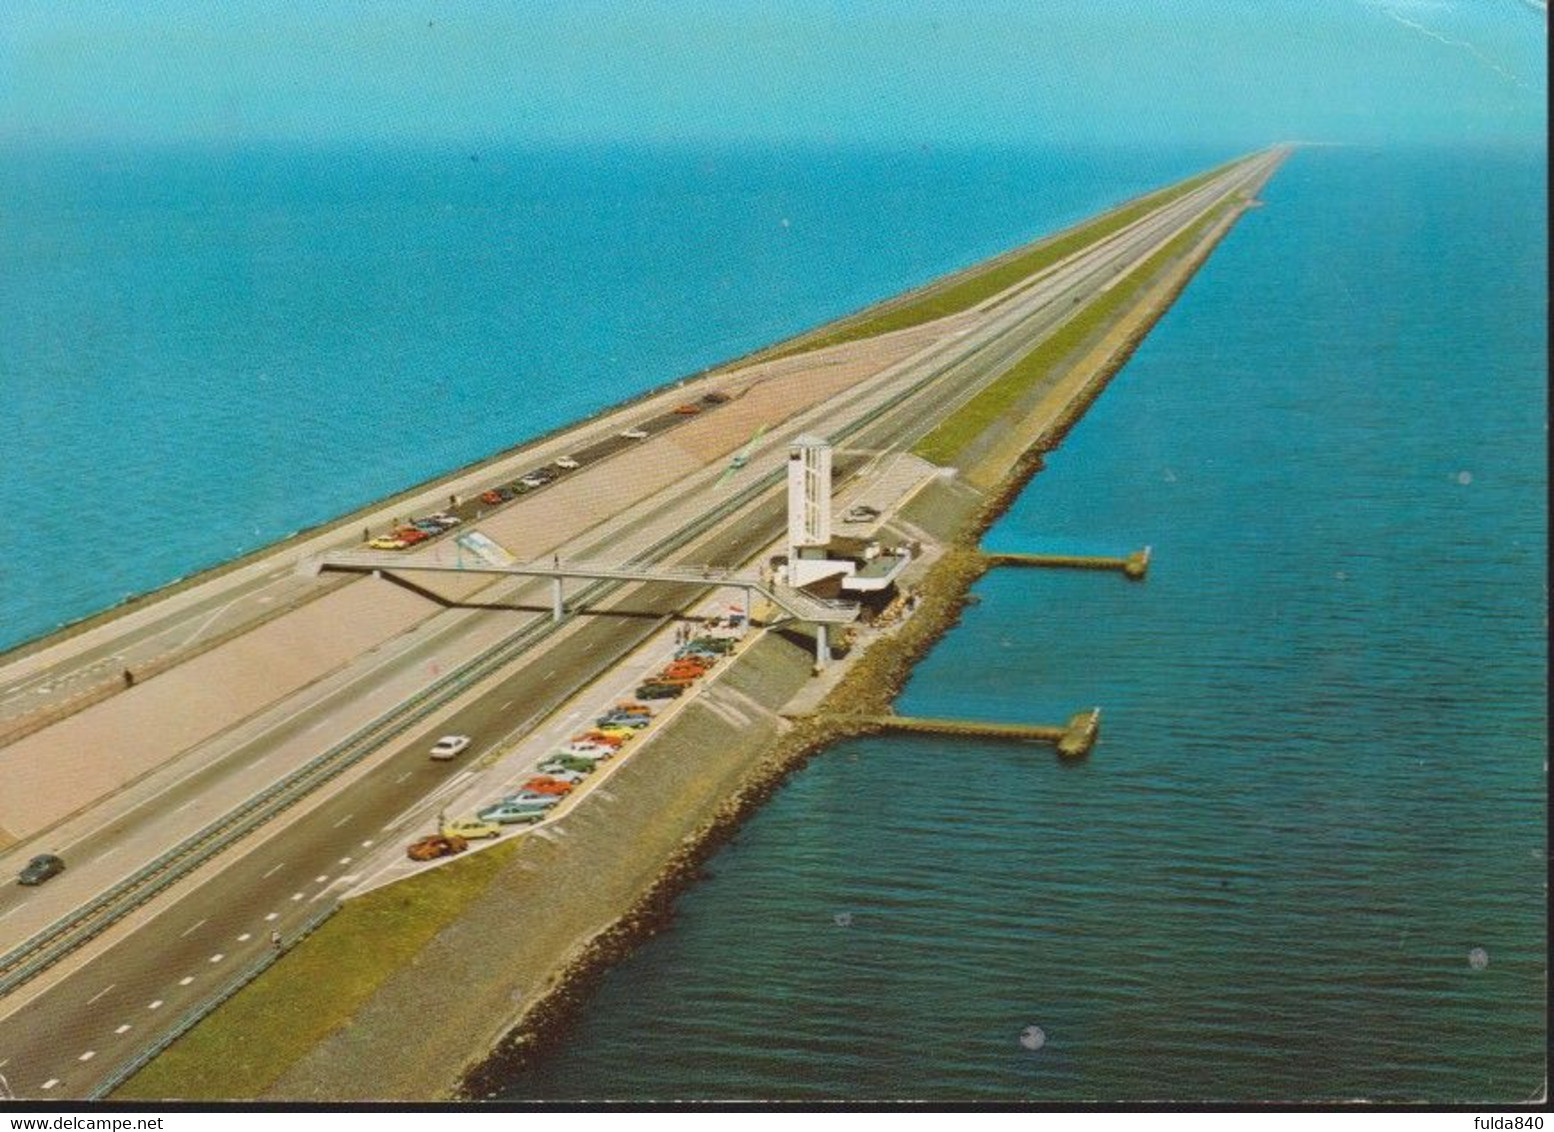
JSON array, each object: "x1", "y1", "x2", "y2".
[{"x1": 0, "y1": 0, "x2": 1545, "y2": 148}]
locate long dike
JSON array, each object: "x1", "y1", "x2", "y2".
[{"x1": 112, "y1": 149, "x2": 1288, "y2": 1100}]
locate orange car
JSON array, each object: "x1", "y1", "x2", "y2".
[
  {"x1": 521, "y1": 776, "x2": 575, "y2": 797},
  {"x1": 572, "y1": 731, "x2": 628, "y2": 748},
  {"x1": 673, "y1": 403, "x2": 702, "y2": 415}
]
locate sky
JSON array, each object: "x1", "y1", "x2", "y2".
[{"x1": 0, "y1": 0, "x2": 1545, "y2": 149}]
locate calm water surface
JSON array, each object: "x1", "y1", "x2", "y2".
[{"x1": 495, "y1": 146, "x2": 1546, "y2": 1102}]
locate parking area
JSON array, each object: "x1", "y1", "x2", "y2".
[{"x1": 349, "y1": 590, "x2": 756, "y2": 893}]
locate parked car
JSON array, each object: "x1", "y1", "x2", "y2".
[
  {"x1": 701, "y1": 391, "x2": 731, "y2": 404},
  {"x1": 636, "y1": 683, "x2": 686, "y2": 700},
  {"x1": 428, "y1": 734, "x2": 472, "y2": 761},
  {"x1": 17, "y1": 853, "x2": 64, "y2": 886},
  {"x1": 561, "y1": 743, "x2": 615, "y2": 759},
  {"x1": 496, "y1": 485, "x2": 517, "y2": 500},
  {"x1": 541, "y1": 755, "x2": 598, "y2": 774},
  {"x1": 843, "y1": 504, "x2": 881, "y2": 523},
  {"x1": 407, "y1": 835, "x2": 468, "y2": 861},
  {"x1": 368, "y1": 536, "x2": 409, "y2": 550},
  {"x1": 477, "y1": 800, "x2": 550, "y2": 824},
  {"x1": 619, "y1": 428, "x2": 649, "y2": 440},
  {"x1": 395, "y1": 528, "x2": 430, "y2": 545},
  {"x1": 481, "y1": 490, "x2": 503, "y2": 505},
  {"x1": 673, "y1": 403, "x2": 701, "y2": 415},
  {"x1": 596, "y1": 712, "x2": 650, "y2": 729},
  {"x1": 554, "y1": 456, "x2": 580, "y2": 470},
  {"x1": 427, "y1": 512, "x2": 462, "y2": 528},
  {"x1": 442, "y1": 817, "x2": 502, "y2": 841},
  {"x1": 503, "y1": 790, "x2": 565, "y2": 808},
  {"x1": 520, "y1": 474, "x2": 546, "y2": 489},
  {"x1": 410, "y1": 519, "x2": 445, "y2": 534},
  {"x1": 611, "y1": 701, "x2": 654, "y2": 715},
  {"x1": 573, "y1": 731, "x2": 628, "y2": 748},
  {"x1": 531, "y1": 767, "x2": 589, "y2": 784}
]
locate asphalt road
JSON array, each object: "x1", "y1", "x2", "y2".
[{"x1": 0, "y1": 150, "x2": 1287, "y2": 1098}]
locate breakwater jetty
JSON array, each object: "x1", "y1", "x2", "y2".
[
  {"x1": 841, "y1": 708, "x2": 1101, "y2": 758},
  {"x1": 981, "y1": 546, "x2": 1150, "y2": 580}
]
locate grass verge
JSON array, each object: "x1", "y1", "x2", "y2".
[
  {"x1": 114, "y1": 837, "x2": 525, "y2": 1100},
  {"x1": 765, "y1": 157, "x2": 1245, "y2": 362},
  {"x1": 912, "y1": 203, "x2": 1229, "y2": 467}
]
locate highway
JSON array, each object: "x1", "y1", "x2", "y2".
[{"x1": 0, "y1": 149, "x2": 1286, "y2": 1098}]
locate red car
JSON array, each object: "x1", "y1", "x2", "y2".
[
  {"x1": 673, "y1": 403, "x2": 702, "y2": 416},
  {"x1": 395, "y1": 528, "x2": 430, "y2": 545},
  {"x1": 481, "y1": 490, "x2": 503, "y2": 505}
]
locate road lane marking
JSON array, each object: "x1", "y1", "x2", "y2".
[
  {"x1": 179, "y1": 918, "x2": 208, "y2": 938},
  {"x1": 115, "y1": 1025, "x2": 131, "y2": 1035},
  {"x1": 148, "y1": 1000, "x2": 163, "y2": 1010},
  {"x1": 41, "y1": 1079, "x2": 58, "y2": 1090},
  {"x1": 209, "y1": 954, "x2": 224, "y2": 963},
  {"x1": 394, "y1": 772, "x2": 412, "y2": 784},
  {"x1": 314, "y1": 875, "x2": 328, "y2": 884},
  {"x1": 262, "y1": 863, "x2": 286, "y2": 879},
  {"x1": 237, "y1": 933, "x2": 251, "y2": 942},
  {"x1": 0, "y1": 906, "x2": 23, "y2": 922},
  {"x1": 78, "y1": 1051, "x2": 95, "y2": 1062},
  {"x1": 291, "y1": 892, "x2": 305, "y2": 901},
  {"x1": 338, "y1": 857, "x2": 351, "y2": 865},
  {"x1": 179, "y1": 977, "x2": 194, "y2": 986},
  {"x1": 264, "y1": 912, "x2": 279, "y2": 921},
  {"x1": 332, "y1": 814, "x2": 354, "y2": 828},
  {"x1": 500, "y1": 699, "x2": 515, "y2": 710},
  {"x1": 86, "y1": 983, "x2": 115, "y2": 1005},
  {"x1": 361, "y1": 840, "x2": 374, "y2": 848}
]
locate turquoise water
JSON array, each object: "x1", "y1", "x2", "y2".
[
  {"x1": 494, "y1": 146, "x2": 1547, "y2": 1102},
  {"x1": 0, "y1": 141, "x2": 1233, "y2": 651}
]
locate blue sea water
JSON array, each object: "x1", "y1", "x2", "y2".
[
  {"x1": 0, "y1": 141, "x2": 1235, "y2": 652},
  {"x1": 493, "y1": 146, "x2": 1547, "y2": 1102}
]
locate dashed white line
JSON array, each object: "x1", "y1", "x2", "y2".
[
  {"x1": 291, "y1": 892, "x2": 304, "y2": 901},
  {"x1": 237, "y1": 933, "x2": 252, "y2": 942},
  {"x1": 394, "y1": 772, "x2": 412, "y2": 784},
  {"x1": 264, "y1": 912, "x2": 279, "y2": 922},
  {"x1": 338, "y1": 857, "x2": 351, "y2": 865},
  {"x1": 179, "y1": 918, "x2": 208, "y2": 938},
  {"x1": 178, "y1": 977, "x2": 194, "y2": 986},
  {"x1": 86, "y1": 983, "x2": 116, "y2": 1005},
  {"x1": 115, "y1": 1024, "x2": 132, "y2": 1035},
  {"x1": 314, "y1": 875, "x2": 328, "y2": 884},
  {"x1": 78, "y1": 1051, "x2": 96, "y2": 1062},
  {"x1": 262, "y1": 862, "x2": 286, "y2": 879},
  {"x1": 209, "y1": 953, "x2": 225, "y2": 964},
  {"x1": 147, "y1": 1000, "x2": 163, "y2": 1010},
  {"x1": 0, "y1": 906, "x2": 23, "y2": 923},
  {"x1": 332, "y1": 814, "x2": 354, "y2": 828},
  {"x1": 360, "y1": 840, "x2": 374, "y2": 849},
  {"x1": 41, "y1": 1078, "x2": 58, "y2": 1090},
  {"x1": 173, "y1": 799, "x2": 198, "y2": 814}
]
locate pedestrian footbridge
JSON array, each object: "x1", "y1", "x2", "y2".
[{"x1": 299, "y1": 549, "x2": 861, "y2": 628}]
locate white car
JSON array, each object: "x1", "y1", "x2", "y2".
[
  {"x1": 428, "y1": 735, "x2": 472, "y2": 761},
  {"x1": 554, "y1": 456, "x2": 580, "y2": 470},
  {"x1": 427, "y1": 512, "x2": 461, "y2": 528},
  {"x1": 562, "y1": 742, "x2": 615, "y2": 759},
  {"x1": 519, "y1": 474, "x2": 546, "y2": 489},
  {"x1": 619, "y1": 428, "x2": 649, "y2": 440}
]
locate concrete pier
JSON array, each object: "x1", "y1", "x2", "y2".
[
  {"x1": 982, "y1": 546, "x2": 1150, "y2": 580},
  {"x1": 844, "y1": 707, "x2": 1100, "y2": 757}
]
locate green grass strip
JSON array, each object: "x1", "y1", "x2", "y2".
[
  {"x1": 114, "y1": 837, "x2": 525, "y2": 1101},
  {"x1": 912, "y1": 203, "x2": 1229, "y2": 467},
  {"x1": 767, "y1": 156, "x2": 1248, "y2": 362}
]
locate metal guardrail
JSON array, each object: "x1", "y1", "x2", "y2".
[{"x1": 85, "y1": 901, "x2": 337, "y2": 1100}]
